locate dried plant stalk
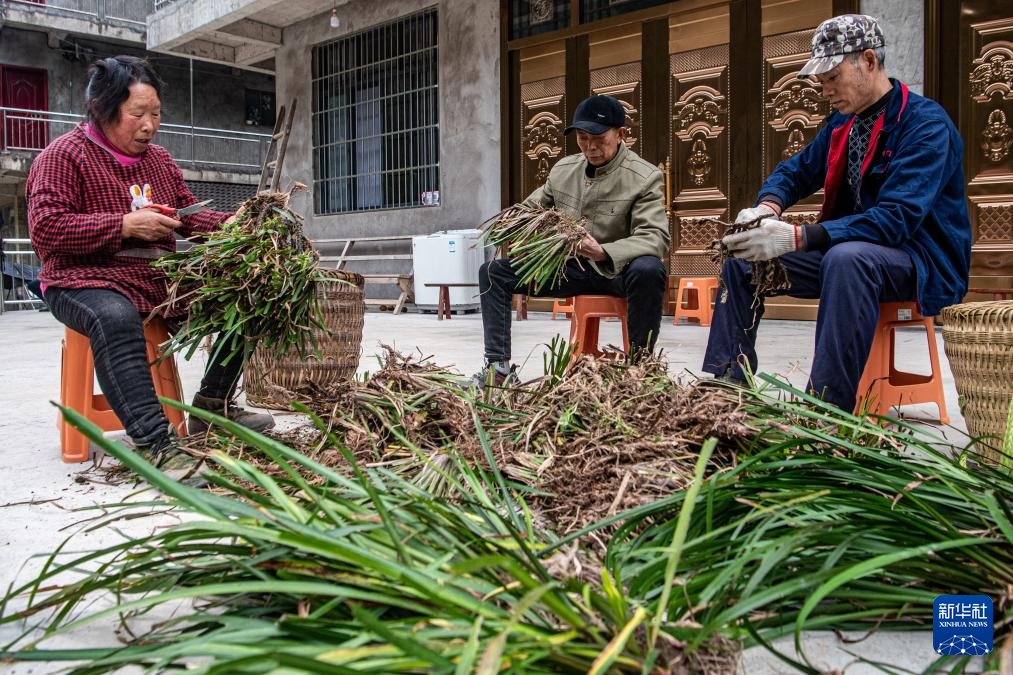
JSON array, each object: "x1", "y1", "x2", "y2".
[
  {"x1": 479, "y1": 205, "x2": 589, "y2": 293},
  {"x1": 706, "y1": 217, "x2": 791, "y2": 313},
  {"x1": 182, "y1": 345, "x2": 748, "y2": 535}
]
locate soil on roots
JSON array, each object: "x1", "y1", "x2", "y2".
[{"x1": 173, "y1": 348, "x2": 748, "y2": 537}]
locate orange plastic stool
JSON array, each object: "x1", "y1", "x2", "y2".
[
  {"x1": 60, "y1": 317, "x2": 186, "y2": 463},
  {"x1": 568, "y1": 295, "x2": 630, "y2": 358},
  {"x1": 854, "y1": 302, "x2": 949, "y2": 423},
  {"x1": 551, "y1": 297, "x2": 573, "y2": 320},
  {"x1": 673, "y1": 277, "x2": 719, "y2": 327}
]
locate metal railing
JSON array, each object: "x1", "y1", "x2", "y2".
[
  {"x1": 1, "y1": 239, "x2": 44, "y2": 314},
  {"x1": 153, "y1": 0, "x2": 180, "y2": 9},
  {"x1": 2, "y1": 0, "x2": 154, "y2": 29},
  {"x1": 0, "y1": 107, "x2": 272, "y2": 171}
]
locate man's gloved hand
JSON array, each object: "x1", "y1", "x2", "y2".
[
  {"x1": 722, "y1": 218, "x2": 800, "y2": 262},
  {"x1": 733, "y1": 203, "x2": 777, "y2": 226}
]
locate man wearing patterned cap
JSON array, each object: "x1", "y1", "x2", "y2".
[{"x1": 702, "y1": 14, "x2": 971, "y2": 412}]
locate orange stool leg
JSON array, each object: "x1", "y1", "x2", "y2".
[
  {"x1": 60, "y1": 321, "x2": 187, "y2": 463},
  {"x1": 552, "y1": 297, "x2": 573, "y2": 320},
  {"x1": 699, "y1": 278, "x2": 719, "y2": 327},
  {"x1": 60, "y1": 331, "x2": 91, "y2": 463},
  {"x1": 854, "y1": 303, "x2": 949, "y2": 423},
  {"x1": 673, "y1": 278, "x2": 690, "y2": 325},
  {"x1": 144, "y1": 319, "x2": 187, "y2": 438},
  {"x1": 60, "y1": 328, "x2": 121, "y2": 463},
  {"x1": 673, "y1": 277, "x2": 717, "y2": 326}
]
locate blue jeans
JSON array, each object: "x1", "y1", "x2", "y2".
[
  {"x1": 479, "y1": 255, "x2": 667, "y2": 362},
  {"x1": 46, "y1": 287, "x2": 244, "y2": 445},
  {"x1": 702, "y1": 242, "x2": 917, "y2": 411}
]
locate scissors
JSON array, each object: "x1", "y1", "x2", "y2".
[{"x1": 145, "y1": 199, "x2": 214, "y2": 219}]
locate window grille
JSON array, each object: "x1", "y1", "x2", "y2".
[
  {"x1": 312, "y1": 8, "x2": 439, "y2": 214},
  {"x1": 581, "y1": 0, "x2": 668, "y2": 24},
  {"x1": 507, "y1": 0, "x2": 570, "y2": 40}
]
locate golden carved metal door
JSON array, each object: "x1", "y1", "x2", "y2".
[
  {"x1": 669, "y1": 43, "x2": 729, "y2": 281},
  {"x1": 519, "y1": 42, "x2": 567, "y2": 198},
  {"x1": 666, "y1": 3, "x2": 732, "y2": 295},
  {"x1": 589, "y1": 24, "x2": 644, "y2": 156},
  {"x1": 760, "y1": 27, "x2": 832, "y2": 320},
  {"x1": 960, "y1": 1, "x2": 1013, "y2": 294}
]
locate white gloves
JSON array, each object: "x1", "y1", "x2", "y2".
[
  {"x1": 723, "y1": 218, "x2": 800, "y2": 262},
  {"x1": 733, "y1": 204, "x2": 776, "y2": 226}
]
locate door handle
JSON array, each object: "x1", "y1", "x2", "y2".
[{"x1": 657, "y1": 157, "x2": 672, "y2": 220}]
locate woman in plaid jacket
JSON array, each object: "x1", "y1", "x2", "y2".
[{"x1": 28, "y1": 56, "x2": 273, "y2": 483}]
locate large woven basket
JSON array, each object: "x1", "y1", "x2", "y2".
[
  {"x1": 244, "y1": 269, "x2": 365, "y2": 409},
  {"x1": 941, "y1": 301, "x2": 1013, "y2": 462}
]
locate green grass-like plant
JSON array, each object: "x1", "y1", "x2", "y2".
[
  {"x1": 3, "y1": 367, "x2": 1012, "y2": 673},
  {"x1": 152, "y1": 189, "x2": 328, "y2": 366},
  {"x1": 479, "y1": 205, "x2": 589, "y2": 294}
]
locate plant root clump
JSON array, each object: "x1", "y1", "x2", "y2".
[
  {"x1": 706, "y1": 217, "x2": 791, "y2": 314},
  {"x1": 189, "y1": 347, "x2": 750, "y2": 537},
  {"x1": 480, "y1": 205, "x2": 590, "y2": 293}
]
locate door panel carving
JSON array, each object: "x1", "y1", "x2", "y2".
[
  {"x1": 759, "y1": 29, "x2": 827, "y2": 319},
  {"x1": 962, "y1": 11, "x2": 1013, "y2": 288},
  {"x1": 669, "y1": 44, "x2": 728, "y2": 276},
  {"x1": 762, "y1": 29, "x2": 828, "y2": 212},
  {"x1": 590, "y1": 62, "x2": 642, "y2": 151},
  {"x1": 520, "y1": 77, "x2": 566, "y2": 197}
]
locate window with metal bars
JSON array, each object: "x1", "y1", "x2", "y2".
[{"x1": 312, "y1": 8, "x2": 439, "y2": 215}]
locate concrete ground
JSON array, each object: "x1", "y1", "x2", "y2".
[{"x1": 0, "y1": 308, "x2": 976, "y2": 673}]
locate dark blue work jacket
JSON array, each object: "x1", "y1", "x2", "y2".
[{"x1": 759, "y1": 79, "x2": 971, "y2": 316}]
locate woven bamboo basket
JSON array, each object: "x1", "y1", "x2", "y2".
[
  {"x1": 244, "y1": 269, "x2": 365, "y2": 409},
  {"x1": 941, "y1": 301, "x2": 1013, "y2": 463}
]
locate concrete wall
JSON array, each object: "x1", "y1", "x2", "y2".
[
  {"x1": 0, "y1": 26, "x2": 275, "y2": 131},
  {"x1": 275, "y1": 0, "x2": 501, "y2": 247},
  {"x1": 860, "y1": 0, "x2": 924, "y2": 94}
]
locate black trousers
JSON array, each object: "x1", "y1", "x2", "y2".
[
  {"x1": 479, "y1": 255, "x2": 667, "y2": 362},
  {"x1": 47, "y1": 286, "x2": 244, "y2": 445}
]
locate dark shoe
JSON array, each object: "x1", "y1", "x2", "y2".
[
  {"x1": 135, "y1": 427, "x2": 207, "y2": 488},
  {"x1": 468, "y1": 362, "x2": 517, "y2": 390},
  {"x1": 187, "y1": 393, "x2": 276, "y2": 435}
]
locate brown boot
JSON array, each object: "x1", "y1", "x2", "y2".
[{"x1": 187, "y1": 393, "x2": 276, "y2": 435}]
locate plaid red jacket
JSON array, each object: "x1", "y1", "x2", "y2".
[{"x1": 27, "y1": 125, "x2": 232, "y2": 313}]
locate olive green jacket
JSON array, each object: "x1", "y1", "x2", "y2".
[{"x1": 520, "y1": 142, "x2": 670, "y2": 278}]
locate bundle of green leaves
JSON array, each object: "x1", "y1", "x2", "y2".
[
  {"x1": 152, "y1": 189, "x2": 327, "y2": 366},
  {"x1": 480, "y1": 205, "x2": 589, "y2": 293}
]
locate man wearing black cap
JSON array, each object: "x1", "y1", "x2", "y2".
[
  {"x1": 475, "y1": 94, "x2": 669, "y2": 387},
  {"x1": 702, "y1": 14, "x2": 971, "y2": 412}
]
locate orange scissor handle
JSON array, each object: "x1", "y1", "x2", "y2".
[{"x1": 144, "y1": 204, "x2": 176, "y2": 216}]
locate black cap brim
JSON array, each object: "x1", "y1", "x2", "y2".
[{"x1": 564, "y1": 120, "x2": 614, "y2": 135}]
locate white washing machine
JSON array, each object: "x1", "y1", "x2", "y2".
[{"x1": 412, "y1": 229, "x2": 492, "y2": 312}]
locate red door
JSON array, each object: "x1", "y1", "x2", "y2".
[{"x1": 1, "y1": 66, "x2": 48, "y2": 150}]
